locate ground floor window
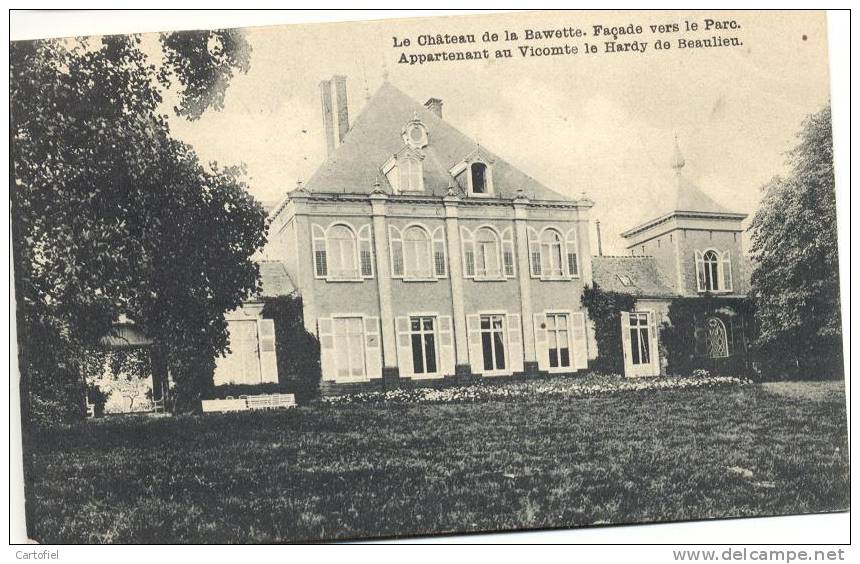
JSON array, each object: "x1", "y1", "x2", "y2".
[
  {"x1": 410, "y1": 316, "x2": 438, "y2": 375},
  {"x1": 333, "y1": 317, "x2": 366, "y2": 379},
  {"x1": 628, "y1": 312, "x2": 651, "y2": 366},
  {"x1": 706, "y1": 317, "x2": 730, "y2": 358},
  {"x1": 546, "y1": 313, "x2": 571, "y2": 369},
  {"x1": 480, "y1": 314, "x2": 507, "y2": 372}
]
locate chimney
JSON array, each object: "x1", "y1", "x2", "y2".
[
  {"x1": 319, "y1": 79, "x2": 335, "y2": 156},
  {"x1": 424, "y1": 97, "x2": 443, "y2": 119},
  {"x1": 332, "y1": 75, "x2": 349, "y2": 144},
  {"x1": 595, "y1": 219, "x2": 604, "y2": 257}
]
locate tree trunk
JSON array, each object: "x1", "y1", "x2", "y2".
[{"x1": 151, "y1": 342, "x2": 168, "y2": 405}]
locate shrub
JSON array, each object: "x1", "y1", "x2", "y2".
[
  {"x1": 261, "y1": 295, "x2": 321, "y2": 403},
  {"x1": 581, "y1": 285, "x2": 636, "y2": 374}
]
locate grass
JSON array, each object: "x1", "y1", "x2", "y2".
[{"x1": 23, "y1": 380, "x2": 848, "y2": 543}]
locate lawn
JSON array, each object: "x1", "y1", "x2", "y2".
[{"x1": 23, "y1": 379, "x2": 849, "y2": 543}]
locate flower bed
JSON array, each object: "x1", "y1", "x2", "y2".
[{"x1": 321, "y1": 373, "x2": 751, "y2": 405}]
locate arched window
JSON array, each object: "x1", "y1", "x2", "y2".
[
  {"x1": 706, "y1": 317, "x2": 729, "y2": 358},
  {"x1": 327, "y1": 224, "x2": 358, "y2": 280},
  {"x1": 312, "y1": 223, "x2": 373, "y2": 281},
  {"x1": 471, "y1": 162, "x2": 488, "y2": 194},
  {"x1": 403, "y1": 225, "x2": 432, "y2": 279},
  {"x1": 390, "y1": 224, "x2": 445, "y2": 280},
  {"x1": 475, "y1": 227, "x2": 501, "y2": 278},
  {"x1": 540, "y1": 229, "x2": 564, "y2": 278},
  {"x1": 703, "y1": 250, "x2": 719, "y2": 291}
]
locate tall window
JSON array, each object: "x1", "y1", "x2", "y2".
[
  {"x1": 695, "y1": 249, "x2": 732, "y2": 292},
  {"x1": 706, "y1": 317, "x2": 729, "y2": 358},
  {"x1": 313, "y1": 223, "x2": 373, "y2": 281},
  {"x1": 540, "y1": 229, "x2": 564, "y2": 278},
  {"x1": 391, "y1": 225, "x2": 446, "y2": 280},
  {"x1": 332, "y1": 317, "x2": 366, "y2": 379},
  {"x1": 410, "y1": 316, "x2": 438, "y2": 375},
  {"x1": 528, "y1": 227, "x2": 579, "y2": 279},
  {"x1": 471, "y1": 162, "x2": 488, "y2": 194},
  {"x1": 702, "y1": 250, "x2": 719, "y2": 291},
  {"x1": 628, "y1": 312, "x2": 651, "y2": 366},
  {"x1": 327, "y1": 225, "x2": 358, "y2": 280},
  {"x1": 480, "y1": 314, "x2": 507, "y2": 372},
  {"x1": 475, "y1": 227, "x2": 501, "y2": 278},
  {"x1": 404, "y1": 226, "x2": 432, "y2": 279},
  {"x1": 546, "y1": 313, "x2": 571, "y2": 369}
]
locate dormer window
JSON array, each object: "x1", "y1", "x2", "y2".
[
  {"x1": 382, "y1": 148, "x2": 425, "y2": 194},
  {"x1": 450, "y1": 148, "x2": 495, "y2": 197},
  {"x1": 471, "y1": 163, "x2": 488, "y2": 194},
  {"x1": 402, "y1": 113, "x2": 429, "y2": 149}
]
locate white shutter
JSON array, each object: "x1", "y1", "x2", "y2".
[
  {"x1": 507, "y1": 313, "x2": 524, "y2": 373},
  {"x1": 438, "y1": 315, "x2": 455, "y2": 376},
  {"x1": 318, "y1": 317, "x2": 335, "y2": 381},
  {"x1": 532, "y1": 313, "x2": 549, "y2": 371},
  {"x1": 432, "y1": 227, "x2": 447, "y2": 278},
  {"x1": 466, "y1": 314, "x2": 482, "y2": 374},
  {"x1": 647, "y1": 311, "x2": 660, "y2": 376},
  {"x1": 566, "y1": 228, "x2": 579, "y2": 278},
  {"x1": 695, "y1": 250, "x2": 705, "y2": 292},
  {"x1": 528, "y1": 227, "x2": 541, "y2": 277},
  {"x1": 620, "y1": 312, "x2": 633, "y2": 377},
  {"x1": 461, "y1": 227, "x2": 475, "y2": 278},
  {"x1": 389, "y1": 226, "x2": 404, "y2": 278},
  {"x1": 721, "y1": 250, "x2": 733, "y2": 292},
  {"x1": 312, "y1": 224, "x2": 327, "y2": 278},
  {"x1": 364, "y1": 317, "x2": 382, "y2": 379},
  {"x1": 394, "y1": 316, "x2": 413, "y2": 378},
  {"x1": 502, "y1": 227, "x2": 515, "y2": 278},
  {"x1": 570, "y1": 312, "x2": 588, "y2": 370},
  {"x1": 258, "y1": 319, "x2": 278, "y2": 383}
]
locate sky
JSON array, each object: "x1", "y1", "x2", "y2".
[{"x1": 161, "y1": 10, "x2": 831, "y2": 255}]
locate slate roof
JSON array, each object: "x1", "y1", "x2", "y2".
[
  {"x1": 258, "y1": 261, "x2": 296, "y2": 298},
  {"x1": 591, "y1": 256, "x2": 678, "y2": 298},
  {"x1": 301, "y1": 82, "x2": 571, "y2": 201}
]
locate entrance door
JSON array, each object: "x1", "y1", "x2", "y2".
[{"x1": 621, "y1": 311, "x2": 660, "y2": 377}]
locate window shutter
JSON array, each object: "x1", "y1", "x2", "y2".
[
  {"x1": 359, "y1": 225, "x2": 374, "y2": 278},
  {"x1": 570, "y1": 312, "x2": 588, "y2": 370},
  {"x1": 528, "y1": 228, "x2": 541, "y2": 277},
  {"x1": 721, "y1": 250, "x2": 733, "y2": 292},
  {"x1": 432, "y1": 227, "x2": 447, "y2": 277},
  {"x1": 312, "y1": 224, "x2": 327, "y2": 278},
  {"x1": 501, "y1": 228, "x2": 516, "y2": 277},
  {"x1": 507, "y1": 313, "x2": 524, "y2": 373},
  {"x1": 466, "y1": 314, "x2": 482, "y2": 375},
  {"x1": 258, "y1": 319, "x2": 278, "y2": 383},
  {"x1": 695, "y1": 250, "x2": 705, "y2": 292},
  {"x1": 394, "y1": 316, "x2": 412, "y2": 378},
  {"x1": 566, "y1": 229, "x2": 579, "y2": 277},
  {"x1": 438, "y1": 315, "x2": 455, "y2": 376},
  {"x1": 620, "y1": 312, "x2": 633, "y2": 377},
  {"x1": 532, "y1": 313, "x2": 549, "y2": 371},
  {"x1": 318, "y1": 317, "x2": 335, "y2": 381},
  {"x1": 390, "y1": 226, "x2": 404, "y2": 278},
  {"x1": 647, "y1": 311, "x2": 660, "y2": 375},
  {"x1": 364, "y1": 317, "x2": 382, "y2": 379},
  {"x1": 461, "y1": 227, "x2": 475, "y2": 278}
]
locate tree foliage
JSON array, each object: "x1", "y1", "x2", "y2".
[
  {"x1": 11, "y1": 31, "x2": 263, "y2": 423},
  {"x1": 748, "y1": 105, "x2": 843, "y2": 378}
]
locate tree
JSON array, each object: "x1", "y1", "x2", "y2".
[
  {"x1": 11, "y1": 30, "x2": 265, "y2": 423},
  {"x1": 748, "y1": 105, "x2": 843, "y2": 378}
]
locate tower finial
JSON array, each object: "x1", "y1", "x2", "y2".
[{"x1": 671, "y1": 133, "x2": 686, "y2": 171}]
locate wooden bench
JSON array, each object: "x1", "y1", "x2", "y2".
[{"x1": 201, "y1": 393, "x2": 296, "y2": 413}]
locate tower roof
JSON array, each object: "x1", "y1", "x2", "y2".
[
  {"x1": 300, "y1": 82, "x2": 571, "y2": 201},
  {"x1": 621, "y1": 137, "x2": 746, "y2": 238}
]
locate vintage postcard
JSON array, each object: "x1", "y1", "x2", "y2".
[{"x1": 9, "y1": 10, "x2": 847, "y2": 544}]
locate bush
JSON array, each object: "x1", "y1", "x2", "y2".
[
  {"x1": 85, "y1": 383, "x2": 110, "y2": 417},
  {"x1": 262, "y1": 296, "x2": 321, "y2": 403},
  {"x1": 581, "y1": 285, "x2": 636, "y2": 374}
]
